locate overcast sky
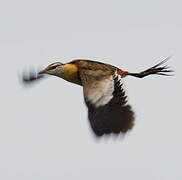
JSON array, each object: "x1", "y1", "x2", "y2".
[{"x1": 0, "y1": 0, "x2": 181, "y2": 179}]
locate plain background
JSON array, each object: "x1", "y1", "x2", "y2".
[{"x1": 0, "y1": 0, "x2": 181, "y2": 179}]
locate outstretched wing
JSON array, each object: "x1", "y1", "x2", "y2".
[{"x1": 79, "y1": 65, "x2": 135, "y2": 136}]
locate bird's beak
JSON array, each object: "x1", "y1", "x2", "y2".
[{"x1": 38, "y1": 69, "x2": 47, "y2": 75}]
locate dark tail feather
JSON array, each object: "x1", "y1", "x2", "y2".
[{"x1": 127, "y1": 56, "x2": 174, "y2": 78}]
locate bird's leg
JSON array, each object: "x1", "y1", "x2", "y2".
[{"x1": 125, "y1": 57, "x2": 174, "y2": 78}]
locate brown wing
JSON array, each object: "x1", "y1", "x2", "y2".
[{"x1": 79, "y1": 62, "x2": 135, "y2": 136}]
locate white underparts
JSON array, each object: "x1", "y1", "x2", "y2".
[
  {"x1": 84, "y1": 75, "x2": 114, "y2": 108},
  {"x1": 84, "y1": 71, "x2": 126, "y2": 108}
]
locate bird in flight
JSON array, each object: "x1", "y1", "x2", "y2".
[{"x1": 22, "y1": 57, "x2": 173, "y2": 136}]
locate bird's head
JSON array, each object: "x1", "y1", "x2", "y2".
[
  {"x1": 39, "y1": 62, "x2": 64, "y2": 77},
  {"x1": 38, "y1": 61, "x2": 81, "y2": 85},
  {"x1": 22, "y1": 61, "x2": 81, "y2": 85}
]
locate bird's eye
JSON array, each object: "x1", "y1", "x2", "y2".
[{"x1": 51, "y1": 65, "x2": 57, "y2": 70}]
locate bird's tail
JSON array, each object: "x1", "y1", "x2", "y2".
[{"x1": 123, "y1": 56, "x2": 174, "y2": 78}]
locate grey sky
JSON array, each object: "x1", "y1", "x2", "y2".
[{"x1": 0, "y1": 0, "x2": 181, "y2": 179}]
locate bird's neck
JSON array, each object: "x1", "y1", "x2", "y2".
[{"x1": 57, "y1": 64, "x2": 82, "y2": 86}]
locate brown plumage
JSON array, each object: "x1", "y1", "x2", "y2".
[{"x1": 22, "y1": 57, "x2": 173, "y2": 136}]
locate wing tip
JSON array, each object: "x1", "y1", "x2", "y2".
[{"x1": 88, "y1": 103, "x2": 135, "y2": 137}]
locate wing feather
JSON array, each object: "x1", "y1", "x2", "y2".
[{"x1": 79, "y1": 63, "x2": 135, "y2": 136}]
